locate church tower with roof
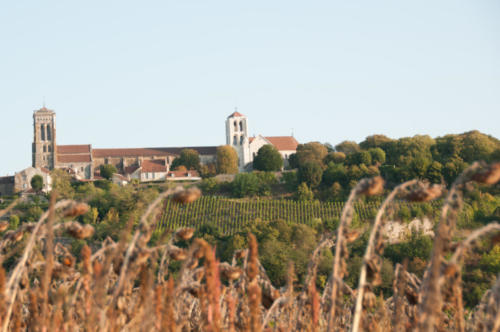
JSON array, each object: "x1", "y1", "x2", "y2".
[
  {"x1": 32, "y1": 107, "x2": 57, "y2": 169},
  {"x1": 226, "y1": 111, "x2": 251, "y2": 170}
]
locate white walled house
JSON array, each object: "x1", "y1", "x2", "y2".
[{"x1": 139, "y1": 159, "x2": 168, "y2": 182}]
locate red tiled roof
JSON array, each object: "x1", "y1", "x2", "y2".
[
  {"x1": 93, "y1": 148, "x2": 172, "y2": 158},
  {"x1": 167, "y1": 170, "x2": 200, "y2": 178},
  {"x1": 40, "y1": 167, "x2": 51, "y2": 174},
  {"x1": 228, "y1": 111, "x2": 245, "y2": 118},
  {"x1": 93, "y1": 146, "x2": 217, "y2": 158},
  {"x1": 113, "y1": 173, "x2": 129, "y2": 181},
  {"x1": 141, "y1": 159, "x2": 167, "y2": 173},
  {"x1": 249, "y1": 137, "x2": 255, "y2": 143},
  {"x1": 57, "y1": 155, "x2": 92, "y2": 163},
  {"x1": 57, "y1": 145, "x2": 91, "y2": 154},
  {"x1": 123, "y1": 165, "x2": 140, "y2": 175},
  {"x1": 265, "y1": 136, "x2": 299, "y2": 151}
]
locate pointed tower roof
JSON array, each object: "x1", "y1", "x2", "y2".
[
  {"x1": 228, "y1": 111, "x2": 245, "y2": 118},
  {"x1": 34, "y1": 106, "x2": 55, "y2": 114}
]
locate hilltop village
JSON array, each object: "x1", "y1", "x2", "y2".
[{"x1": 0, "y1": 107, "x2": 298, "y2": 195}]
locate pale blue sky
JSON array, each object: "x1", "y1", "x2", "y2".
[{"x1": 1, "y1": 1, "x2": 499, "y2": 175}]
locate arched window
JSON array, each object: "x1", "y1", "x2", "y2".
[
  {"x1": 47, "y1": 125, "x2": 52, "y2": 140},
  {"x1": 43, "y1": 145, "x2": 47, "y2": 152},
  {"x1": 233, "y1": 135, "x2": 238, "y2": 145},
  {"x1": 240, "y1": 136, "x2": 244, "y2": 145},
  {"x1": 41, "y1": 124, "x2": 46, "y2": 141},
  {"x1": 234, "y1": 120, "x2": 238, "y2": 131},
  {"x1": 48, "y1": 145, "x2": 52, "y2": 152},
  {"x1": 239, "y1": 121, "x2": 243, "y2": 132}
]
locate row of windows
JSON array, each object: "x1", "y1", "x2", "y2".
[
  {"x1": 233, "y1": 120, "x2": 244, "y2": 132},
  {"x1": 40, "y1": 124, "x2": 52, "y2": 141},
  {"x1": 233, "y1": 135, "x2": 245, "y2": 146},
  {"x1": 42, "y1": 145, "x2": 53, "y2": 153}
]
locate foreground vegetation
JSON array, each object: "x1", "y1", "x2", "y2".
[{"x1": 0, "y1": 162, "x2": 499, "y2": 331}]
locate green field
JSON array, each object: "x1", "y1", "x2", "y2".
[{"x1": 157, "y1": 196, "x2": 455, "y2": 235}]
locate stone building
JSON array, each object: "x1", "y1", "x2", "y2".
[
  {"x1": 226, "y1": 112, "x2": 299, "y2": 170},
  {"x1": 32, "y1": 107, "x2": 56, "y2": 169},
  {"x1": 0, "y1": 167, "x2": 51, "y2": 196},
  {"x1": 29, "y1": 107, "x2": 298, "y2": 180},
  {"x1": 0, "y1": 176, "x2": 15, "y2": 196}
]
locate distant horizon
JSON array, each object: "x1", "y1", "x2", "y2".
[
  {"x1": 1, "y1": 104, "x2": 497, "y2": 176},
  {"x1": 1, "y1": 1, "x2": 499, "y2": 174}
]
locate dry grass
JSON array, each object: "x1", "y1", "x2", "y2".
[{"x1": 0, "y1": 164, "x2": 499, "y2": 331}]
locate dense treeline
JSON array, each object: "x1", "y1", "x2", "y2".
[
  {"x1": 196, "y1": 131, "x2": 499, "y2": 202},
  {"x1": 290, "y1": 131, "x2": 500, "y2": 199}
]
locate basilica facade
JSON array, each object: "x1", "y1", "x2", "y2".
[{"x1": 30, "y1": 107, "x2": 298, "y2": 181}]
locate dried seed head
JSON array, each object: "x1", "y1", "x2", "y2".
[
  {"x1": 62, "y1": 255, "x2": 75, "y2": 267},
  {"x1": 13, "y1": 230, "x2": 24, "y2": 242},
  {"x1": 172, "y1": 187, "x2": 201, "y2": 204},
  {"x1": 185, "y1": 285, "x2": 202, "y2": 298},
  {"x1": 363, "y1": 291, "x2": 377, "y2": 309},
  {"x1": 63, "y1": 203, "x2": 90, "y2": 218},
  {"x1": 67, "y1": 223, "x2": 95, "y2": 239},
  {"x1": 404, "y1": 183, "x2": 443, "y2": 202},
  {"x1": 471, "y1": 162, "x2": 500, "y2": 185},
  {"x1": 220, "y1": 264, "x2": 243, "y2": 280},
  {"x1": 444, "y1": 263, "x2": 459, "y2": 278},
  {"x1": 234, "y1": 249, "x2": 247, "y2": 260},
  {"x1": 175, "y1": 227, "x2": 195, "y2": 241},
  {"x1": 187, "y1": 259, "x2": 199, "y2": 270},
  {"x1": 168, "y1": 247, "x2": 188, "y2": 261},
  {"x1": 344, "y1": 230, "x2": 361, "y2": 244},
  {"x1": 93, "y1": 261, "x2": 103, "y2": 278},
  {"x1": 366, "y1": 256, "x2": 382, "y2": 285},
  {"x1": 0, "y1": 221, "x2": 9, "y2": 232},
  {"x1": 358, "y1": 176, "x2": 385, "y2": 196}
]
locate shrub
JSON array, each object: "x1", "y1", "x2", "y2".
[
  {"x1": 253, "y1": 145, "x2": 283, "y2": 171},
  {"x1": 296, "y1": 182, "x2": 314, "y2": 201},
  {"x1": 232, "y1": 173, "x2": 260, "y2": 198},
  {"x1": 298, "y1": 161, "x2": 323, "y2": 188}
]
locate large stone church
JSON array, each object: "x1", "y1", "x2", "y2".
[{"x1": 30, "y1": 107, "x2": 298, "y2": 181}]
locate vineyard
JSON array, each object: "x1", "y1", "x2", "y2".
[{"x1": 157, "y1": 195, "x2": 455, "y2": 235}]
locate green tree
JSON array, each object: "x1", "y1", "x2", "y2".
[
  {"x1": 359, "y1": 134, "x2": 394, "y2": 150},
  {"x1": 426, "y1": 161, "x2": 443, "y2": 183},
  {"x1": 287, "y1": 153, "x2": 299, "y2": 169},
  {"x1": 231, "y1": 173, "x2": 260, "y2": 197},
  {"x1": 346, "y1": 151, "x2": 372, "y2": 166},
  {"x1": 298, "y1": 161, "x2": 323, "y2": 188},
  {"x1": 50, "y1": 169, "x2": 74, "y2": 198},
  {"x1": 296, "y1": 182, "x2": 314, "y2": 201},
  {"x1": 253, "y1": 145, "x2": 283, "y2": 171},
  {"x1": 368, "y1": 148, "x2": 386, "y2": 165},
  {"x1": 216, "y1": 145, "x2": 239, "y2": 174},
  {"x1": 460, "y1": 130, "x2": 499, "y2": 163},
  {"x1": 335, "y1": 140, "x2": 360, "y2": 155},
  {"x1": 171, "y1": 149, "x2": 201, "y2": 170},
  {"x1": 443, "y1": 157, "x2": 468, "y2": 184},
  {"x1": 9, "y1": 215, "x2": 20, "y2": 229},
  {"x1": 99, "y1": 164, "x2": 117, "y2": 180},
  {"x1": 295, "y1": 142, "x2": 328, "y2": 168},
  {"x1": 30, "y1": 175, "x2": 44, "y2": 192},
  {"x1": 322, "y1": 163, "x2": 348, "y2": 187},
  {"x1": 323, "y1": 151, "x2": 346, "y2": 165},
  {"x1": 281, "y1": 171, "x2": 298, "y2": 191}
]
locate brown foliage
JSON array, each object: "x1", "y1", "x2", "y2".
[{"x1": 0, "y1": 168, "x2": 499, "y2": 331}]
